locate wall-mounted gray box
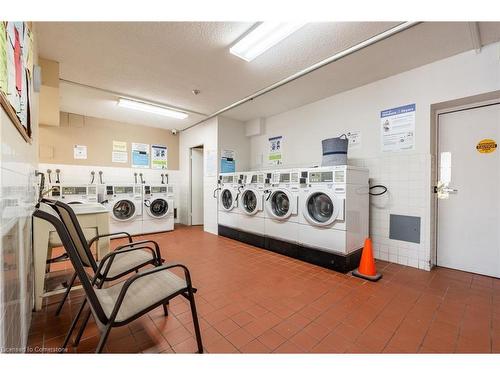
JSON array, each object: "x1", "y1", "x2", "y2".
[{"x1": 389, "y1": 214, "x2": 421, "y2": 244}]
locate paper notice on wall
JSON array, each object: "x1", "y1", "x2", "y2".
[
  {"x1": 151, "y1": 144, "x2": 168, "y2": 169},
  {"x1": 206, "y1": 149, "x2": 217, "y2": 177},
  {"x1": 346, "y1": 130, "x2": 362, "y2": 149},
  {"x1": 381, "y1": 104, "x2": 416, "y2": 152},
  {"x1": 73, "y1": 145, "x2": 87, "y2": 160},
  {"x1": 131, "y1": 142, "x2": 150, "y2": 168},
  {"x1": 113, "y1": 140, "x2": 127, "y2": 152},
  {"x1": 268, "y1": 136, "x2": 283, "y2": 166},
  {"x1": 112, "y1": 151, "x2": 128, "y2": 163},
  {"x1": 220, "y1": 149, "x2": 235, "y2": 173}
]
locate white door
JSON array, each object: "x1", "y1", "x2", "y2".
[
  {"x1": 190, "y1": 147, "x2": 204, "y2": 226},
  {"x1": 437, "y1": 103, "x2": 500, "y2": 277}
]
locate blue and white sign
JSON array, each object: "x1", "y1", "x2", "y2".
[
  {"x1": 381, "y1": 104, "x2": 416, "y2": 152},
  {"x1": 131, "y1": 142, "x2": 150, "y2": 168}
]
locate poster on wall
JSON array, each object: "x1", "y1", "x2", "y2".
[
  {"x1": 221, "y1": 149, "x2": 235, "y2": 173},
  {"x1": 112, "y1": 140, "x2": 127, "y2": 152},
  {"x1": 73, "y1": 145, "x2": 87, "y2": 160},
  {"x1": 151, "y1": 144, "x2": 168, "y2": 169},
  {"x1": 346, "y1": 130, "x2": 362, "y2": 149},
  {"x1": 131, "y1": 142, "x2": 150, "y2": 168},
  {"x1": 381, "y1": 104, "x2": 416, "y2": 152},
  {"x1": 268, "y1": 136, "x2": 283, "y2": 166},
  {"x1": 112, "y1": 151, "x2": 128, "y2": 163},
  {"x1": 206, "y1": 149, "x2": 217, "y2": 177}
]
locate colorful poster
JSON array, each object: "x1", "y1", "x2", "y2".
[
  {"x1": 131, "y1": 142, "x2": 150, "y2": 168},
  {"x1": 220, "y1": 149, "x2": 235, "y2": 173},
  {"x1": 381, "y1": 104, "x2": 416, "y2": 152},
  {"x1": 151, "y1": 144, "x2": 168, "y2": 169},
  {"x1": 268, "y1": 136, "x2": 283, "y2": 166},
  {"x1": 0, "y1": 22, "x2": 7, "y2": 94}
]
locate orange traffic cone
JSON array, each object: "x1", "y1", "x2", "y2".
[{"x1": 352, "y1": 238, "x2": 382, "y2": 281}]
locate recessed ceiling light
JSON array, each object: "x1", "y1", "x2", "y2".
[
  {"x1": 117, "y1": 98, "x2": 188, "y2": 119},
  {"x1": 230, "y1": 22, "x2": 306, "y2": 62}
]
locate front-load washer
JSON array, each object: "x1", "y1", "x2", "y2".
[
  {"x1": 264, "y1": 169, "x2": 301, "y2": 250},
  {"x1": 142, "y1": 184, "x2": 174, "y2": 234},
  {"x1": 298, "y1": 165, "x2": 369, "y2": 271},
  {"x1": 102, "y1": 184, "x2": 143, "y2": 235},
  {"x1": 47, "y1": 184, "x2": 99, "y2": 204},
  {"x1": 217, "y1": 172, "x2": 241, "y2": 239},
  {"x1": 237, "y1": 171, "x2": 266, "y2": 247}
]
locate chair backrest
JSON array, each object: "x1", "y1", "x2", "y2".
[
  {"x1": 41, "y1": 198, "x2": 98, "y2": 270},
  {"x1": 33, "y1": 206, "x2": 109, "y2": 325}
]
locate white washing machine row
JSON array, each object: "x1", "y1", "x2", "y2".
[{"x1": 217, "y1": 166, "x2": 369, "y2": 272}]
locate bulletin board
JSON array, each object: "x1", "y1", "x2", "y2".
[{"x1": 0, "y1": 22, "x2": 34, "y2": 143}]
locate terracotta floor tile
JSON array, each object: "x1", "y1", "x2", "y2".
[
  {"x1": 257, "y1": 329, "x2": 287, "y2": 350},
  {"x1": 26, "y1": 227, "x2": 500, "y2": 355}
]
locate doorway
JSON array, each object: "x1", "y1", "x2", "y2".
[
  {"x1": 436, "y1": 102, "x2": 500, "y2": 277},
  {"x1": 190, "y1": 146, "x2": 204, "y2": 226}
]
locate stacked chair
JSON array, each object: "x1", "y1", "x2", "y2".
[{"x1": 34, "y1": 199, "x2": 203, "y2": 353}]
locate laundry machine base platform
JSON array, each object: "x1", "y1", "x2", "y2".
[{"x1": 218, "y1": 225, "x2": 362, "y2": 273}]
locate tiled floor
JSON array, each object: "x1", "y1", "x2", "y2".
[{"x1": 27, "y1": 226, "x2": 500, "y2": 354}]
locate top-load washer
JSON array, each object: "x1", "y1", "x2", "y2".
[
  {"x1": 298, "y1": 165, "x2": 369, "y2": 257},
  {"x1": 217, "y1": 172, "x2": 241, "y2": 239},
  {"x1": 48, "y1": 184, "x2": 98, "y2": 204},
  {"x1": 102, "y1": 184, "x2": 143, "y2": 235},
  {"x1": 264, "y1": 169, "x2": 301, "y2": 248},
  {"x1": 142, "y1": 184, "x2": 174, "y2": 233}
]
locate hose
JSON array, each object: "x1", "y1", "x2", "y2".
[
  {"x1": 369, "y1": 185, "x2": 388, "y2": 196},
  {"x1": 90, "y1": 171, "x2": 95, "y2": 184}
]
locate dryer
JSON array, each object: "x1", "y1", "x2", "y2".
[
  {"x1": 102, "y1": 184, "x2": 143, "y2": 235},
  {"x1": 48, "y1": 184, "x2": 98, "y2": 204},
  {"x1": 237, "y1": 171, "x2": 266, "y2": 247},
  {"x1": 298, "y1": 165, "x2": 369, "y2": 271},
  {"x1": 264, "y1": 169, "x2": 301, "y2": 252},
  {"x1": 142, "y1": 184, "x2": 174, "y2": 234},
  {"x1": 217, "y1": 172, "x2": 241, "y2": 239}
]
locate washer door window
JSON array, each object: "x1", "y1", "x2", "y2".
[
  {"x1": 220, "y1": 189, "x2": 234, "y2": 211},
  {"x1": 304, "y1": 192, "x2": 340, "y2": 226},
  {"x1": 270, "y1": 190, "x2": 291, "y2": 219},
  {"x1": 113, "y1": 200, "x2": 136, "y2": 221},
  {"x1": 149, "y1": 198, "x2": 169, "y2": 218},
  {"x1": 242, "y1": 190, "x2": 258, "y2": 215}
]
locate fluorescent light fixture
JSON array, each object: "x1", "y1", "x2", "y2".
[
  {"x1": 230, "y1": 22, "x2": 306, "y2": 62},
  {"x1": 117, "y1": 98, "x2": 188, "y2": 119}
]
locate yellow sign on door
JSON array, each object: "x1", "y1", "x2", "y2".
[{"x1": 476, "y1": 139, "x2": 497, "y2": 154}]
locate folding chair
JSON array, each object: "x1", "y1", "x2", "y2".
[
  {"x1": 33, "y1": 206, "x2": 203, "y2": 353},
  {"x1": 39, "y1": 198, "x2": 163, "y2": 317}
]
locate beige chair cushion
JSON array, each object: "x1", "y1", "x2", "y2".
[
  {"x1": 95, "y1": 269, "x2": 187, "y2": 322},
  {"x1": 98, "y1": 250, "x2": 155, "y2": 279}
]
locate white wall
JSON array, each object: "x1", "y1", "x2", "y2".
[
  {"x1": 179, "y1": 117, "x2": 218, "y2": 234},
  {"x1": 218, "y1": 116, "x2": 251, "y2": 172},
  {"x1": 248, "y1": 42, "x2": 500, "y2": 271},
  {"x1": 0, "y1": 27, "x2": 39, "y2": 351}
]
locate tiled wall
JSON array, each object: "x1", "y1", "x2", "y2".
[
  {"x1": 350, "y1": 154, "x2": 432, "y2": 271},
  {"x1": 0, "y1": 110, "x2": 39, "y2": 352},
  {"x1": 38, "y1": 163, "x2": 181, "y2": 222}
]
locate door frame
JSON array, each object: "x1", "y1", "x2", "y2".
[
  {"x1": 189, "y1": 144, "x2": 204, "y2": 226},
  {"x1": 431, "y1": 94, "x2": 500, "y2": 270}
]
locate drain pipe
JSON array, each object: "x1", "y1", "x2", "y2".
[{"x1": 182, "y1": 21, "x2": 420, "y2": 132}]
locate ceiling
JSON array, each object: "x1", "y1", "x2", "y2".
[{"x1": 35, "y1": 22, "x2": 500, "y2": 130}]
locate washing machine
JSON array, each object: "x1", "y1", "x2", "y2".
[
  {"x1": 142, "y1": 184, "x2": 174, "y2": 233},
  {"x1": 298, "y1": 165, "x2": 369, "y2": 271},
  {"x1": 236, "y1": 171, "x2": 266, "y2": 247},
  {"x1": 102, "y1": 184, "x2": 143, "y2": 235},
  {"x1": 47, "y1": 184, "x2": 98, "y2": 204},
  {"x1": 217, "y1": 172, "x2": 241, "y2": 239},
  {"x1": 264, "y1": 169, "x2": 301, "y2": 252}
]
